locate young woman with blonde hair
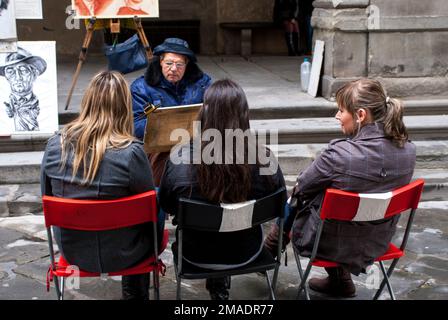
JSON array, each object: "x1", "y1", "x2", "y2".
[
  {"x1": 265, "y1": 78, "x2": 416, "y2": 297},
  {"x1": 41, "y1": 71, "x2": 162, "y2": 300}
]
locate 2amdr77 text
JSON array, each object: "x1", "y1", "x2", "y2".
[{"x1": 174, "y1": 304, "x2": 274, "y2": 317}]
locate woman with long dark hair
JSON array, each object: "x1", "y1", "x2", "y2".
[{"x1": 159, "y1": 79, "x2": 286, "y2": 300}]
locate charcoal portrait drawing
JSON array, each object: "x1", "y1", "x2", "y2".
[{"x1": 0, "y1": 47, "x2": 47, "y2": 131}]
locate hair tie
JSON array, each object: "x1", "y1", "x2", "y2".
[{"x1": 386, "y1": 96, "x2": 391, "y2": 104}]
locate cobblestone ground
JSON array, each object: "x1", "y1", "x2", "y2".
[{"x1": 0, "y1": 203, "x2": 447, "y2": 300}]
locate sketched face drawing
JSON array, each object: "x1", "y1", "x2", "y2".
[
  {"x1": 4, "y1": 62, "x2": 38, "y2": 95},
  {"x1": 0, "y1": 47, "x2": 47, "y2": 132}
]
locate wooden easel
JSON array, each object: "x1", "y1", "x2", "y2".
[{"x1": 65, "y1": 17, "x2": 153, "y2": 110}]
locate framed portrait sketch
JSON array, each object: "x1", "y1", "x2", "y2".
[
  {"x1": 72, "y1": 0, "x2": 159, "y2": 19},
  {"x1": 0, "y1": 41, "x2": 58, "y2": 135},
  {"x1": 0, "y1": 0, "x2": 17, "y2": 40}
]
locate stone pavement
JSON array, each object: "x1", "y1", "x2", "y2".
[{"x1": 0, "y1": 201, "x2": 447, "y2": 300}]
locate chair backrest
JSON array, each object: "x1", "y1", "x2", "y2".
[
  {"x1": 177, "y1": 187, "x2": 286, "y2": 232},
  {"x1": 42, "y1": 190, "x2": 158, "y2": 231},
  {"x1": 319, "y1": 179, "x2": 424, "y2": 222}
]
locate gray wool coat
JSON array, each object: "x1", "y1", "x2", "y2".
[
  {"x1": 292, "y1": 123, "x2": 416, "y2": 275},
  {"x1": 41, "y1": 134, "x2": 157, "y2": 273}
]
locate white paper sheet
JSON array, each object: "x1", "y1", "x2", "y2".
[
  {"x1": 15, "y1": 0, "x2": 43, "y2": 19},
  {"x1": 0, "y1": 41, "x2": 59, "y2": 135},
  {"x1": 0, "y1": 0, "x2": 17, "y2": 40},
  {"x1": 307, "y1": 40, "x2": 325, "y2": 98}
]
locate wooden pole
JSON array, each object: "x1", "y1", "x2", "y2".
[
  {"x1": 133, "y1": 17, "x2": 153, "y2": 60},
  {"x1": 64, "y1": 18, "x2": 96, "y2": 111}
]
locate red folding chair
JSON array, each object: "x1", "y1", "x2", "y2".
[
  {"x1": 293, "y1": 179, "x2": 424, "y2": 300},
  {"x1": 42, "y1": 190, "x2": 169, "y2": 300}
]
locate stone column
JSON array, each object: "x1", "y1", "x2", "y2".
[{"x1": 312, "y1": 0, "x2": 448, "y2": 99}]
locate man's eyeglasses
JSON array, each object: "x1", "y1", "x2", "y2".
[{"x1": 162, "y1": 60, "x2": 187, "y2": 70}]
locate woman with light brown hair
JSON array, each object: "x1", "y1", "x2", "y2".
[
  {"x1": 41, "y1": 71, "x2": 163, "y2": 300},
  {"x1": 265, "y1": 78, "x2": 416, "y2": 298}
]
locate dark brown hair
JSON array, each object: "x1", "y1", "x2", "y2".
[
  {"x1": 336, "y1": 78, "x2": 408, "y2": 147},
  {"x1": 196, "y1": 79, "x2": 253, "y2": 203}
]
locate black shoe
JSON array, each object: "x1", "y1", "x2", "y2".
[
  {"x1": 206, "y1": 277, "x2": 231, "y2": 300},
  {"x1": 121, "y1": 274, "x2": 150, "y2": 300}
]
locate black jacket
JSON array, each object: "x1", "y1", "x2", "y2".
[
  {"x1": 273, "y1": 0, "x2": 300, "y2": 24},
  {"x1": 159, "y1": 142, "x2": 286, "y2": 268}
]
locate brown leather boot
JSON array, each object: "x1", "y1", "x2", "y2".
[
  {"x1": 264, "y1": 224, "x2": 290, "y2": 258},
  {"x1": 308, "y1": 267, "x2": 356, "y2": 298}
]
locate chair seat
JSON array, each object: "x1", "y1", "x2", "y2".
[
  {"x1": 52, "y1": 229, "x2": 169, "y2": 278},
  {"x1": 375, "y1": 243, "x2": 404, "y2": 261},
  {"x1": 311, "y1": 243, "x2": 404, "y2": 268},
  {"x1": 173, "y1": 243, "x2": 278, "y2": 280}
]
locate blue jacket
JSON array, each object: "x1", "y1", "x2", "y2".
[{"x1": 131, "y1": 58, "x2": 212, "y2": 140}]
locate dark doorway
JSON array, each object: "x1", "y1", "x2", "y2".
[{"x1": 142, "y1": 20, "x2": 201, "y2": 54}]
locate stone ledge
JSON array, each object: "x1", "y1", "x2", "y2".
[{"x1": 322, "y1": 75, "x2": 448, "y2": 99}]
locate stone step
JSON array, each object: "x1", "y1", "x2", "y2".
[
  {"x1": 251, "y1": 115, "x2": 448, "y2": 144},
  {"x1": 249, "y1": 98, "x2": 448, "y2": 120},
  {"x1": 0, "y1": 168, "x2": 446, "y2": 217},
  {"x1": 272, "y1": 140, "x2": 448, "y2": 175},
  {"x1": 1, "y1": 140, "x2": 447, "y2": 185},
  {"x1": 2, "y1": 115, "x2": 448, "y2": 152},
  {"x1": 58, "y1": 98, "x2": 448, "y2": 123}
]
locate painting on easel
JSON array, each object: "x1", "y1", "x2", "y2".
[
  {"x1": 0, "y1": 41, "x2": 58, "y2": 135},
  {"x1": 72, "y1": 0, "x2": 159, "y2": 19}
]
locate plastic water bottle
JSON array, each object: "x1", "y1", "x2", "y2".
[{"x1": 300, "y1": 58, "x2": 311, "y2": 92}]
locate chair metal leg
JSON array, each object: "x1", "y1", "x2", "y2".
[
  {"x1": 60, "y1": 277, "x2": 65, "y2": 301},
  {"x1": 176, "y1": 276, "x2": 181, "y2": 300},
  {"x1": 293, "y1": 248, "x2": 310, "y2": 300},
  {"x1": 153, "y1": 271, "x2": 160, "y2": 300},
  {"x1": 272, "y1": 262, "x2": 280, "y2": 294},
  {"x1": 53, "y1": 275, "x2": 62, "y2": 300},
  {"x1": 264, "y1": 271, "x2": 276, "y2": 300},
  {"x1": 374, "y1": 259, "x2": 399, "y2": 300},
  {"x1": 376, "y1": 261, "x2": 396, "y2": 300}
]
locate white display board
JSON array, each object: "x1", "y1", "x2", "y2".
[
  {"x1": 0, "y1": 0, "x2": 17, "y2": 40},
  {"x1": 307, "y1": 40, "x2": 325, "y2": 98},
  {"x1": 15, "y1": 0, "x2": 43, "y2": 19},
  {"x1": 0, "y1": 41, "x2": 58, "y2": 135},
  {"x1": 72, "y1": 0, "x2": 159, "y2": 19}
]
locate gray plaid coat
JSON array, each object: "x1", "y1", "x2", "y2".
[{"x1": 292, "y1": 123, "x2": 416, "y2": 274}]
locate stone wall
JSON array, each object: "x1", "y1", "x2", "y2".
[
  {"x1": 313, "y1": 0, "x2": 448, "y2": 99},
  {"x1": 15, "y1": 0, "x2": 286, "y2": 57}
]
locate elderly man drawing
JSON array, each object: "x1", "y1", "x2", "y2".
[
  {"x1": 131, "y1": 38, "x2": 212, "y2": 185},
  {"x1": 0, "y1": 47, "x2": 47, "y2": 131}
]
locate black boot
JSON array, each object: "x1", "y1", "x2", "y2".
[
  {"x1": 308, "y1": 267, "x2": 356, "y2": 298},
  {"x1": 121, "y1": 274, "x2": 150, "y2": 300},
  {"x1": 284, "y1": 32, "x2": 295, "y2": 56},
  {"x1": 292, "y1": 32, "x2": 304, "y2": 56},
  {"x1": 206, "y1": 276, "x2": 231, "y2": 300}
]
